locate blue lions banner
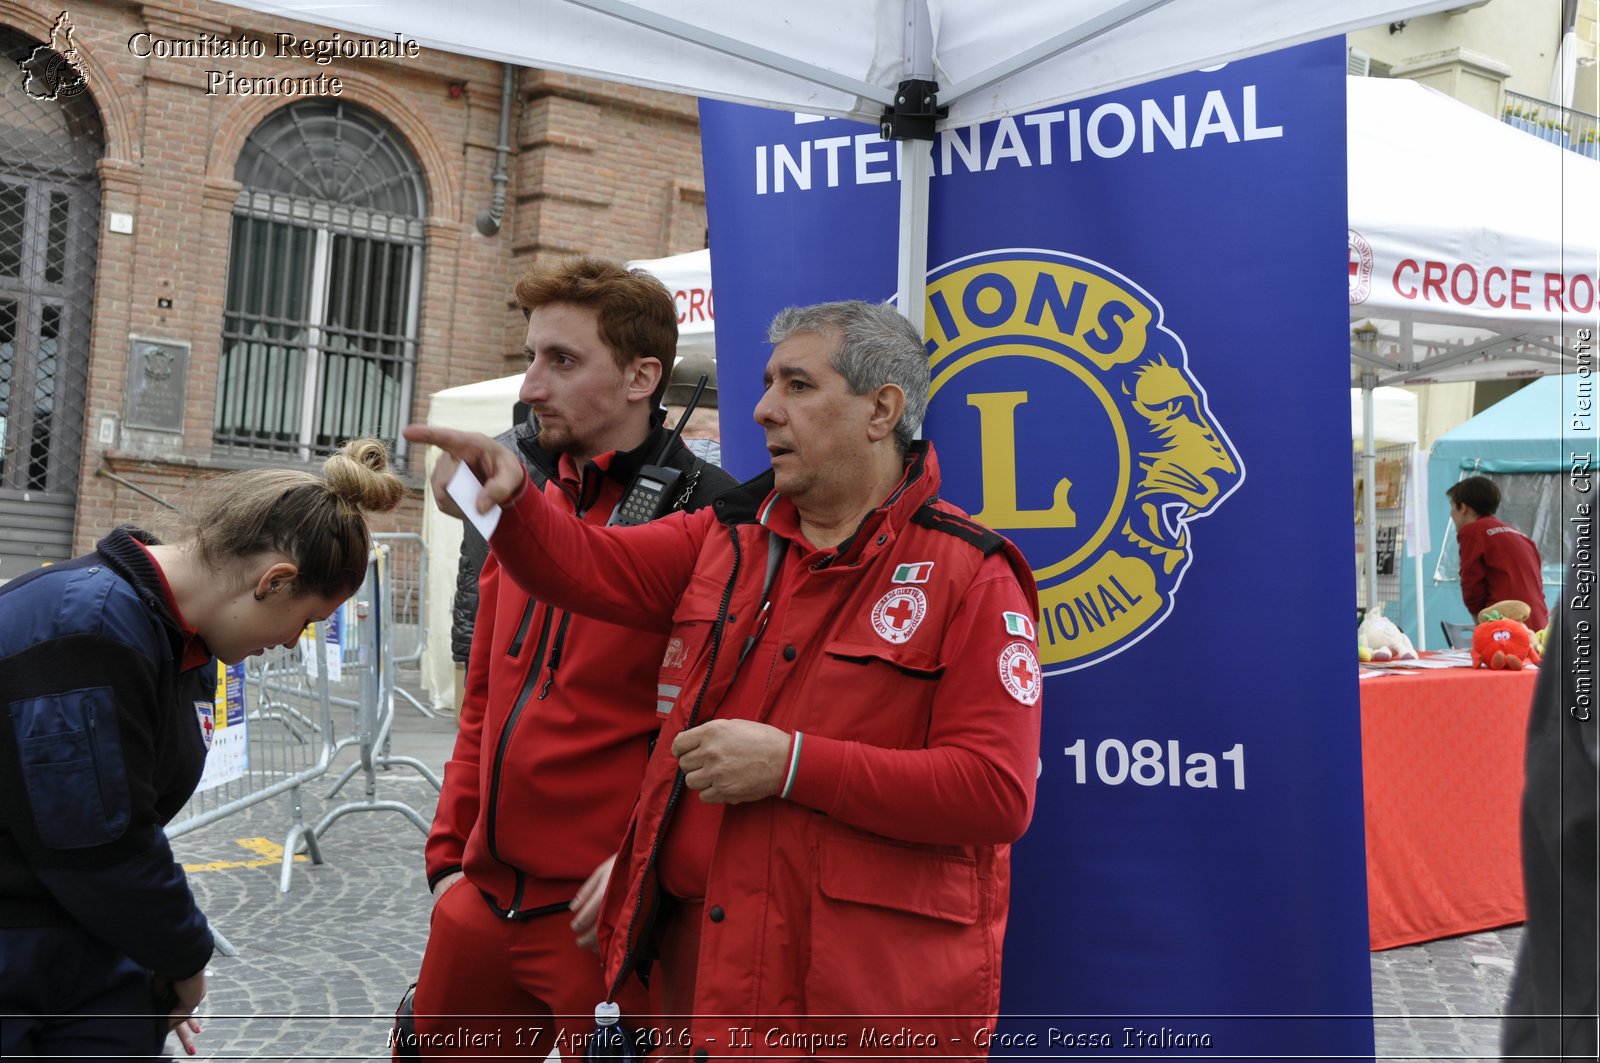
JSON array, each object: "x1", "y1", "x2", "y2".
[{"x1": 702, "y1": 38, "x2": 1367, "y2": 1058}]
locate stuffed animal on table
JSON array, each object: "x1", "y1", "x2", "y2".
[
  {"x1": 1477, "y1": 598, "x2": 1550, "y2": 655},
  {"x1": 1358, "y1": 607, "x2": 1417, "y2": 662},
  {"x1": 1472, "y1": 601, "x2": 1542, "y2": 670}
]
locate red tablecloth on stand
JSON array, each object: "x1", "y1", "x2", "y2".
[{"x1": 1361, "y1": 667, "x2": 1538, "y2": 951}]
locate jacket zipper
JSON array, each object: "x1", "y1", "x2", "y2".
[
  {"x1": 485, "y1": 605, "x2": 556, "y2": 917},
  {"x1": 506, "y1": 601, "x2": 536, "y2": 658},
  {"x1": 485, "y1": 472, "x2": 598, "y2": 915},
  {"x1": 537, "y1": 612, "x2": 574, "y2": 700}
]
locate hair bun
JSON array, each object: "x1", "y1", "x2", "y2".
[{"x1": 323, "y1": 437, "x2": 407, "y2": 513}]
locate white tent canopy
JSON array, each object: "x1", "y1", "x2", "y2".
[
  {"x1": 215, "y1": 1, "x2": 1467, "y2": 131},
  {"x1": 1347, "y1": 75, "x2": 1599, "y2": 385}
]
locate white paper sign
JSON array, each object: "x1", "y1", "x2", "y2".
[{"x1": 447, "y1": 462, "x2": 502, "y2": 541}]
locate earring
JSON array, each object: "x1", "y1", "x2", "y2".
[{"x1": 253, "y1": 588, "x2": 268, "y2": 602}]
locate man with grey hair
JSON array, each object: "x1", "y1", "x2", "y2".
[
  {"x1": 405, "y1": 299, "x2": 1042, "y2": 1055},
  {"x1": 766, "y1": 300, "x2": 931, "y2": 452}
]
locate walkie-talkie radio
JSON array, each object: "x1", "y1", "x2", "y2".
[{"x1": 607, "y1": 374, "x2": 709, "y2": 527}]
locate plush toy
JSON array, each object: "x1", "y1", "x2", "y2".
[
  {"x1": 1358, "y1": 606, "x2": 1417, "y2": 662},
  {"x1": 1472, "y1": 617, "x2": 1541, "y2": 670},
  {"x1": 1469, "y1": 601, "x2": 1542, "y2": 670}
]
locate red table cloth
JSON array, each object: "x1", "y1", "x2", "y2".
[{"x1": 1361, "y1": 668, "x2": 1538, "y2": 950}]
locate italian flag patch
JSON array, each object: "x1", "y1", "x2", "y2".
[
  {"x1": 1003, "y1": 611, "x2": 1036, "y2": 640},
  {"x1": 892, "y1": 561, "x2": 934, "y2": 584}
]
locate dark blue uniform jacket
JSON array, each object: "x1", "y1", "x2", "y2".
[{"x1": 0, "y1": 526, "x2": 214, "y2": 980}]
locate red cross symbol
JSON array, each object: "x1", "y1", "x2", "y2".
[
  {"x1": 884, "y1": 596, "x2": 917, "y2": 629},
  {"x1": 1008, "y1": 654, "x2": 1037, "y2": 689}
]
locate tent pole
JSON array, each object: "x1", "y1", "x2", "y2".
[
  {"x1": 887, "y1": 0, "x2": 936, "y2": 335},
  {"x1": 1409, "y1": 440, "x2": 1429, "y2": 651},
  {"x1": 1361, "y1": 368, "x2": 1381, "y2": 619},
  {"x1": 1413, "y1": 547, "x2": 1427, "y2": 651},
  {"x1": 896, "y1": 142, "x2": 931, "y2": 330}
]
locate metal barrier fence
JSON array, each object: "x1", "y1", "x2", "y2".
[
  {"x1": 165, "y1": 625, "x2": 340, "y2": 850},
  {"x1": 373, "y1": 530, "x2": 432, "y2": 717},
  {"x1": 316, "y1": 543, "x2": 439, "y2": 873},
  {"x1": 167, "y1": 544, "x2": 439, "y2": 900},
  {"x1": 373, "y1": 531, "x2": 426, "y2": 664}
]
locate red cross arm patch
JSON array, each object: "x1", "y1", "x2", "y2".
[{"x1": 998, "y1": 641, "x2": 1042, "y2": 706}]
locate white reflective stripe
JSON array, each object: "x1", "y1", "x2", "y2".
[
  {"x1": 779, "y1": 731, "x2": 803, "y2": 799},
  {"x1": 656, "y1": 699, "x2": 675, "y2": 715},
  {"x1": 657, "y1": 683, "x2": 682, "y2": 698}
]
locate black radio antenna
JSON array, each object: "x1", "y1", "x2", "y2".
[{"x1": 654, "y1": 372, "x2": 710, "y2": 465}]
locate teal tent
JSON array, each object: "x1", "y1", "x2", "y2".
[{"x1": 1403, "y1": 374, "x2": 1593, "y2": 639}]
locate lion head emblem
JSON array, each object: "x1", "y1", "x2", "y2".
[{"x1": 1123, "y1": 356, "x2": 1240, "y2": 575}]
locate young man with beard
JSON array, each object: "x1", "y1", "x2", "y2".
[{"x1": 403, "y1": 258, "x2": 733, "y2": 1058}]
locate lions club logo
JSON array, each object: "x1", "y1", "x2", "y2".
[{"x1": 923, "y1": 249, "x2": 1244, "y2": 673}]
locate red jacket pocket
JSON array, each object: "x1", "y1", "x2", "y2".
[{"x1": 817, "y1": 832, "x2": 978, "y2": 925}]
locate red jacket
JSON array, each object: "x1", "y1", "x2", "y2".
[
  {"x1": 1457, "y1": 515, "x2": 1548, "y2": 632},
  {"x1": 425, "y1": 427, "x2": 732, "y2": 915},
  {"x1": 489, "y1": 443, "x2": 1042, "y2": 1052}
]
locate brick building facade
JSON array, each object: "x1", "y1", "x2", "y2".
[{"x1": 0, "y1": 0, "x2": 706, "y2": 572}]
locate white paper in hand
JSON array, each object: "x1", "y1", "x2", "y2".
[{"x1": 446, "y1": 462, "x2": 501, "y2": 542}]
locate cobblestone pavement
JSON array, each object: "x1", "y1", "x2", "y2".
[
  {"x1": 1370, "y1": 925, "x2": 1520, "y2": 1061},
  {"x1": 165, "y1": 686, "x2": 1523, "y2": 1061},
  {"x1": 177, "y1": 769, "x2": 442, "y2": 1060}
]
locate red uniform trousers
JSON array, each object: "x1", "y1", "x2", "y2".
[{"x1": 412, "y1": 878, "x2": 652, "y2": 1059}]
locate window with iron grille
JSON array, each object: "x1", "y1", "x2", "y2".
[
  {"x1": 0, "y1": 25, "x2": 103, "y2": 570},
  {"x1": 215, "y1": 100, "x2": 426, "y2": 461}
]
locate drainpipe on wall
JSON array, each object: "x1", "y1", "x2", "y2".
[{"x1": 475, "y1": 64, "x2": 515, "y2": 236}]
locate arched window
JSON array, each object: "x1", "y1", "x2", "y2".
[{"x1": 215, "y1": 100, "x2": 426, "y2": 460}]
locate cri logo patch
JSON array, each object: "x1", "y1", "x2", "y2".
[
  {"x1": 923, "y1": 249, "x2": 1244, "y2": 673},
  {"x1": 1348, "y1": 229, "x2": 1374, "y2": 305}
]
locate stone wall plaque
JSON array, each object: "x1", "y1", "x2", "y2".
[{"x1": 124, "y1": 337, "x2": 189, "y2": 433}]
